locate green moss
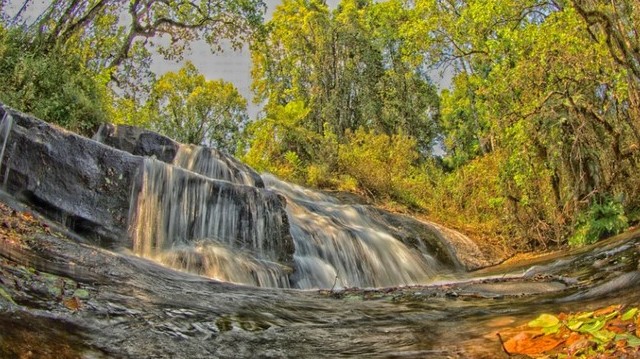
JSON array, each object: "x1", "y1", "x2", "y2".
[
  {"x1": 215, "y1": 317, "x2": 233, "y2": 332},
  {"x1": 72, "y1": 289, "x2": 90, "y2": 299},
  {"x1": 0, "y1": 286, "x2": 15, "y2": 304}
]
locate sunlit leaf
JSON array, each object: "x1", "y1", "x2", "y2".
[
  {"x1": 594, "y1": 305, "x2": 621, "y2": 317},
  {"x1": 574, "y1": 311, "x2": 594, "y2": 320},
  {"x1": 591, "y1": 329, "x2": 616, "y2": 344},
  {"x1": 578, "y1": 319, "x2": 605, "y2": 334},
  {"x1": 542, "y1": 323, "x2": 562, "y2": 335},
  {"x1": 528, "y1": 314, "x2": 559, "y2": 328},
  {"x1": 567, "y1": 318, "x2": 584, "y2": 331},
  {"x1": 621, "y1": 307, "x2": 638, "y2": 321}
]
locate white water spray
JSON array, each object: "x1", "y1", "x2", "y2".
[
  {"x1": 263, "y1": 175, "x2": 442, "y2": 289},
  {"x1": 0, "y1": 111, "x2": 14, "y2": 187}
]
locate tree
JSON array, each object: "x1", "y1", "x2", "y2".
[
  {"x1": 249, "y1": 0, "x2": 439, "y2": 170},
  {"x1": 403, "y1": 0, "x2": 640, "y2": 246},
  {"x1": 146, "y1": 61, "x2": 248, "y2": 153},
  {"x1": 7, "y1": 0, "x2": 265, "y2": 97},
  {"x1": 0, "y1": 24, "x2": 111, "y2": 135}
]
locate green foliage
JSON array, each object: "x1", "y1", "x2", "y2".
[
  {"x1": 251, "y1": 0, "x2": 440, "y2": 145},
  {"x1": 241, "y1": 100, "x2": 320, "y2": 178},
  {"x1": 144, "y1": 61, "x2": 248, "y2": 152},
  {"x1": 20, "y1": 0, "x2": 266, "y2": 98},
  {"x1": 569, "y1": 196, "x2": 629, "y2": 246},
  {"x1": 337, "y1": 128, "x2": 417, "y2": 198},
  {"x1": 0, "y1": 26, "x2": 110, "y2": 135}
]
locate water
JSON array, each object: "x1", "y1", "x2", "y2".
[
  {"x1": 0, "y1": 111, "x2": 14, "y2": 188},
  {"x1": 173, "y1": 144, "x2": 261, "y2": 187},
  {"x1": 263, "y1": 174, "x2": 446, "y2": 289},
  {"x1": 129, "y1": 158, "x2": 292, "y2": 288},
  {"x1": 4, "y1": 213, "x2": 640, "y2": 358},
  {"x1": 130, "y1": 143, "x2": 455, "y2": 289}
]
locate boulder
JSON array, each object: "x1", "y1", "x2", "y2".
[
  {"x1": 0, "y1": 105, "x2": 293, "y2": 265},
  {"x1": 0, "y1": 104, "x2": 142, "y2": 247},
  {"x1": 94, "y1": 124, "x2": 264, "y2": 187}
]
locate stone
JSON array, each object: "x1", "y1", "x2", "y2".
[
  {"x1": 0, "y1": 104, "x2": 294, "y2": 270},
  {"x1": 0, "y1": 104, "x2": 142, "y2": 248},
  {"x1": 94, "y1": 123, "x2": 264, "y2": 187}
]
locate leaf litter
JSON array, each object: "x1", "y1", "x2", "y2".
[{"x1": 498, "y1": 304, "x2": 640, "y2": 358}]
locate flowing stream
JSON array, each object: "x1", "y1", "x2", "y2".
[{"x1": 262, "y1": 175, "x2": 446, "y2": 289}]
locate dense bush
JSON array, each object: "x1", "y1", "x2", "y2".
[{"x1": 0, "y1": 26, "x2": 111, "y2": 135}]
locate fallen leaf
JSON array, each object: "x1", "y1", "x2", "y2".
[
  {"x1": 503, "y1": 331, "x2": 564, "y2": 355},
  {"x1": 63, "y1": 296, "x2": 82, "y2": 311},
  {"x1": 19, "y1": 212, "x2": 33, "y2": 221},
  {"x1": 594, "y1": 305, "x2": 622, "y2": 317},
  {"x1": 615, "y1": 334, "x2": 640, "y2": 348},
  {"x1": 591, "y1": 329, "x2": 616, "y2": 344},
  {"x1": 575, "y1": 311, "x2": 594, "y2": 320},
  {"x1": 566, "y1": 335, "x2": 591, "y2": 355},
  {"x1": 565, "y1": 331, "x2": 584, "y2": 347},
  {"x1": 606, "y1": 318, "x2": 629, "y2": 333},
  {"x1": 622, "y1": 307, "x2": 638, "y2": 321},
  {"x1": 578, "y1": 319, "x2": 605, "y2": 334},
  {"x1": 567, "y1": 318, "x2": 584, "y2": 331},
  {"x1": 529, "y1": 314, "x2": 560, "y2": 328}
]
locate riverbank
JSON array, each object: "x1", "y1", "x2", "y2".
[{"x1": 2, "y1": 194, "x2": 640, "y2": 358}]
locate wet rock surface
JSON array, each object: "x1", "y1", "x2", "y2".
[
  {"x1": 1, "y1": 199, "x2": 640, "y2": 358},
  {"x1": 94, "y1": 123, "x2": 264, "y2": 188}
]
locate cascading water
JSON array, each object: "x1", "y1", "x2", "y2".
[
  {"x1": 0, "y1": 111, "x2": 14, "y2": 187},
  {"x1": 262, "y1": 175, "x2": 446, "y2": 289},
  {"x1": 128, "y1": 140, "x2": 456, "y2": 289},
  {"x1": 173, "y1": 145, "x2": 260, "y2": 187},
  {"x1": 129, "y1": 158, "x2": 292, "y2": 288}
]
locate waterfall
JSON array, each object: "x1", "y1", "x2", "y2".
[
  {"x1": 173, "y1": 144, "x2": 262, "y2": 187},
  {"x1": 129, "y1": 158, "x2": 292, "y2": 288},
  {"x1": 263, "y1": 175, "x2": 445, "y2": 289},
  {"x1": 119, "y1": 130, "x2": 454, "y2": 289},
  {"x1": 0, "y1": 111, "x2": 14, "y2": 187}
]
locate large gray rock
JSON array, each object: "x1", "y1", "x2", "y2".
[
  {"x1": 94, "y1": 124, "x2": 264, "y2": 187},
  {"x1": 0, "y1": 105, "x2": 142, "y2": 247},
  {"x1": 0, "y1": 105, "x2": 293, "y2": 266}
]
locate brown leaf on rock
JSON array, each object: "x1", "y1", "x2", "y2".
[
  {"x1": 564, "y1": 331, "x2": 583, "y2": 347},
  {"x1": 565, "y1": 334, "x2": 591, "y2": 355},
  {"x1": 63, "y1": 296, "x2": 82, "y2": 312},
  {"x1": 606, "y1": 318, "x2": 629, "y2": 333}
]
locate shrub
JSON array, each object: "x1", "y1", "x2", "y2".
[
  {"x1": 569, "y1": 195, "x2": 629, "y2": 246},
  {"x1": 0, "y1": 26, "x2": 110, "y2": 135}
]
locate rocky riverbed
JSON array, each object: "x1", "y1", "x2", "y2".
[{"x1": 2, "y1": 195, "x2": 640, "y2": 358}]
